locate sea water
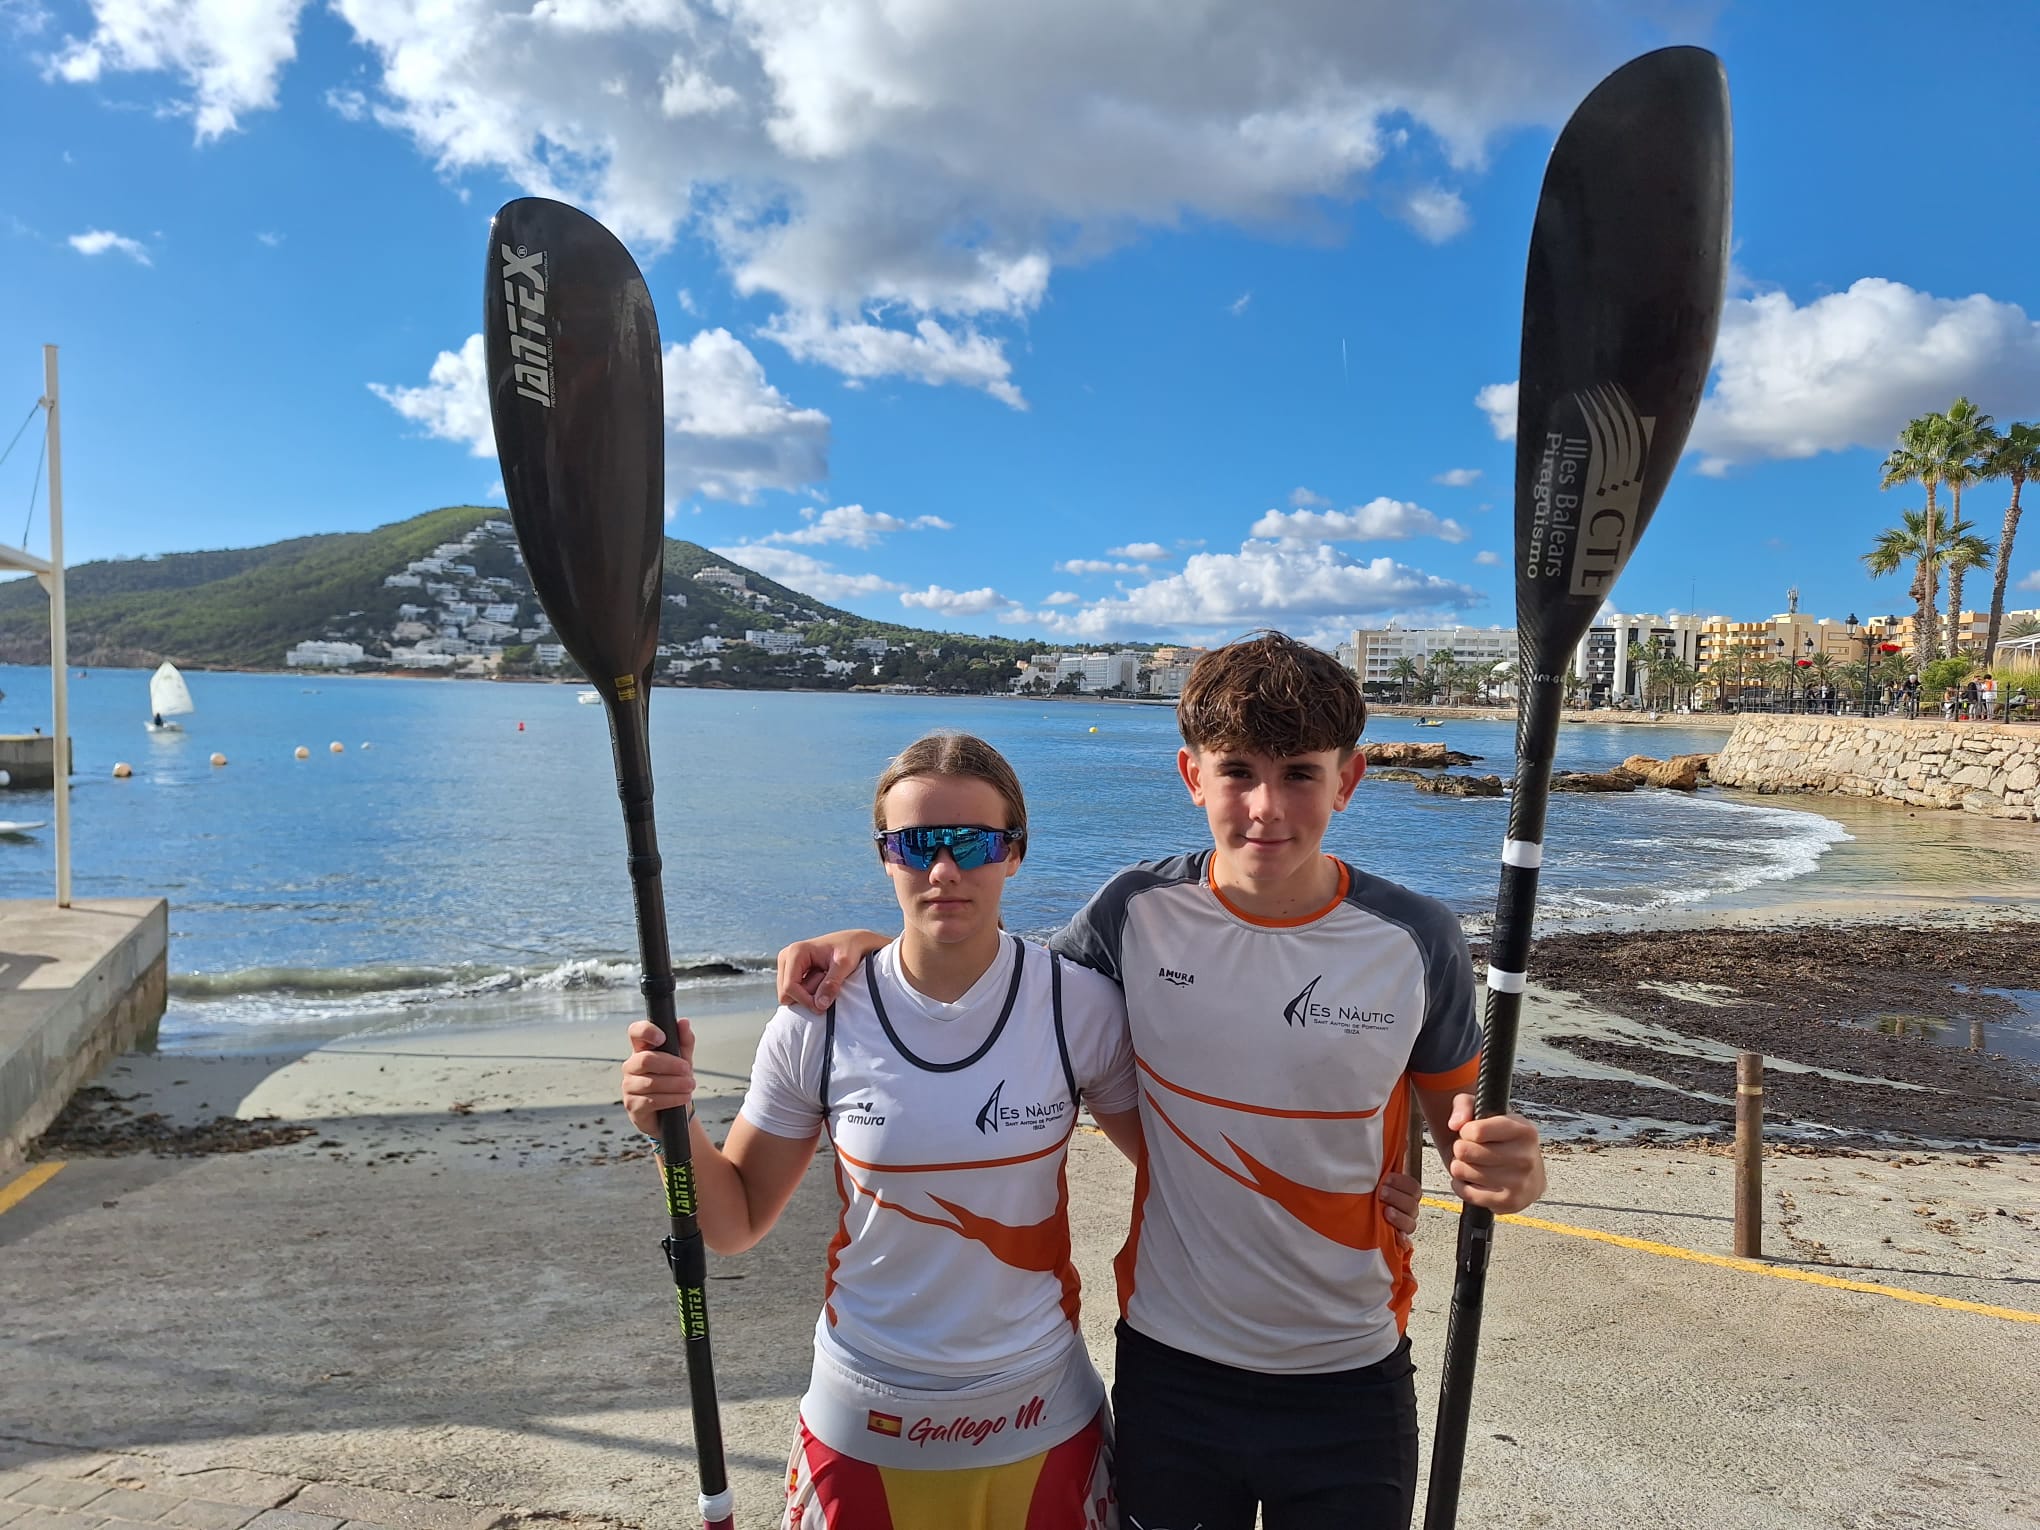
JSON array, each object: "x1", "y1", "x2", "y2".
[{"x1": 0, "y1": 666, "x2": 1852, "y2": 1047}]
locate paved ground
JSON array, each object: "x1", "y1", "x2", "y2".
[{"x1": 6, "y1": 1013, "x2": 2038, "y2": 1530}]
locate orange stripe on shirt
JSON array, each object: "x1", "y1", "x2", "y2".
[
  {"x1": 1136, "y1": 1055, "x2": 1385, "y2": 1120},
  {"x1": 1206, "y1": 856, "x2": 1351, "y2": 928},
  {"x1": 1410, "y1": 1056, "x2": 1481, "y2": 1093},
  {"x1": 832, "y1": 1125, "x2": 1074, "y2": 1175}
]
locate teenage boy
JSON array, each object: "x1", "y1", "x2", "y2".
[{"x1": 782, "y1": 632, "x2": 1547, "y2": 1529}]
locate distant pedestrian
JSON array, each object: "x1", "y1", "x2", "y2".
[
  {"x1": 1902, "y1": 676, "x2": 1920, "y2": 719},
  {"x1": 1943, "y1": 687, "x2": 1959, "y2": 721},
  {"x1": 1980, "y1": 672, "x2": 1997, "y2": 721},
  {"x1": 1962, "y1": 678, "x2": 1980, "y2": 721}
]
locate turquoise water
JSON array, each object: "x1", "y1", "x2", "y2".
[{"x1": 0, "y1": 665, "x2": 1844, "y2": 1044}]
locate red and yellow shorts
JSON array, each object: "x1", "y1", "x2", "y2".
[{"x1": 783, "y1": 1406, "x2": 1114, "y2": 1529}]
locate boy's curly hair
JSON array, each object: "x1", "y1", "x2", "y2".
[{"x1": 1177, "y1": 631, "x2": 1367, "y2": 757}]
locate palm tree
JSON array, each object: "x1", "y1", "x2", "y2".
[
  {"x1": 1388, "y1": 655, "x2": 1421, "y2": 704},
  {"x1": 2008, "y1": 615, "x2": 2040, "y2": 641},
  {"x1": 1426, "y1": 648, "x2": 1456, "y2": 705},
  {"x1": 1979, "y1": 422, "x2": 2040, "y2": 658},
  {"x1": 1864, "y1": 507, "x2": 1960, "y2": 653},
  {"x1": 1941, "y1": 524, "x2": 1993, "y2": 656},
  {"x1": 1881, "y1": 412, "x2": 1961, "y2": 663},
  {"x1": 1938, "y1": 398, "x2": 1996, "y2": 649}
]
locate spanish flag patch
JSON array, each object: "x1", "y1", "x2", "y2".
[{"x1": 866, "y1": 1410, "x2": 903, "y2": 1437}]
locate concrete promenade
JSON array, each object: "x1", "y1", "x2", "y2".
[
  {"x1": 3, "y1": 1018, "x2": 2035, "y2": 1530},
  {"x1": 0, "y1": 899, "x2": 168, "y2": 1174}
]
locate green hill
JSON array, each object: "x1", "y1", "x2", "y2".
[{"x1": 0, "y1": 506, "x2": 1048, "y2": 680}]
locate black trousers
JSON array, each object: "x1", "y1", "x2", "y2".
[{"x1": 1112, "y1": 1320, "x2": 1420, "y2": 1530}]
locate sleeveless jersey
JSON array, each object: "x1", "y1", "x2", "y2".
[
  {"x1": 1051, "y1": 853, "x2": 1480, "y2": 1375},
  {"x1": 739, "y1": 935, "x2": 1136, "y2": 1468}
]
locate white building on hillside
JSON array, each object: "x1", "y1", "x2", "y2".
[{"x1": 287, "y1": 640, "x2": 367, "y2": 668}]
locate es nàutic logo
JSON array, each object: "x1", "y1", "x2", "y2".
[
  {"x1": 1283, "y1": 975, "x2": 1396, "y2": 1036},
  {"x1": 974, "y1": 1079, "x2": 1073, "y2": 1135}
]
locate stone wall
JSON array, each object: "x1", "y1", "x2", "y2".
[{"x1": 1709, "y1": 715, "x2": 2040, "y2": 821}]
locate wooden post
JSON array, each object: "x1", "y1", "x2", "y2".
[
  {"x1": 1734, "y1": 1051, "x2": 1762, "y2": 1259},
  {"x1": 1970, "y1": 1019, "x2": 1985, "y2": 1052}
]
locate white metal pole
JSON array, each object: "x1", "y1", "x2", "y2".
[{"x1": 44, "y1": 345, "x2": 71, "y2": 908}]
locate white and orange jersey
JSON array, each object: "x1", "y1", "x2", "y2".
[
  {"x1": 1051, "y1": 852, "x2": 1481, "y2": 1375},
  {"x1": 740, "y1": 936, "x2": 1136, "y2": 1468}
]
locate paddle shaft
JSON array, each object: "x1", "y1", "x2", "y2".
[
  {"x1": 606, "y1": 692, "x2": 734, "y2": 1529},
  {"x1": 1421, "y1": 672, "x2": 1560, "y2": 1530}
]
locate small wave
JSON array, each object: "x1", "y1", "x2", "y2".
[{"x1": 170, "y1": 953, "x2": 770, "y2": 1008}]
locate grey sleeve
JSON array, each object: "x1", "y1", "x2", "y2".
[
  {"x1": 1045, "y1": 857, "x2": 1201, "y2": 986},
  {"x1": 1046, "y1": 874, "x2": 1136, "y2": 984},
  {"x1": 1406, "y1": 902, "x2": 1482, "y2": 1082}
]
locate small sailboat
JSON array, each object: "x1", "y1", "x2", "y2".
[
  {"x1": 576, "y1": 689, "x2": 602, "y2": 705},
  {"x1": 147, "y1": 661, "x2": 195, "y2": 732}
]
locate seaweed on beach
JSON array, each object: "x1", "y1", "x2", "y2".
[
  {"x1": 33, "y1": 1086, "x2": 316, "y2": 1158},
  {"x1": 1490, "y1": 920, "x2": 2040, "y2": 1148}
]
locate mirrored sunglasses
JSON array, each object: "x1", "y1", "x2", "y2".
[{"x1": 873, "y1": 824, "x2": 1024, "y2": 871}]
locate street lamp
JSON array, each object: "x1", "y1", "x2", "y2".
[{"x1": 1845, "y1": 613, "x2": 1902, "y2": 718}]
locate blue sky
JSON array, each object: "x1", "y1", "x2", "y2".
[{"x1": 5, "y1": 0, "x2": 2040, "y2": 646}]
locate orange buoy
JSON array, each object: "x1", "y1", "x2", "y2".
[
  {"x1": 294, "y1": 746, "x2": 310, "y2": 760},
  {"x1": 518, "y1": 721, "x2": 526, "y2": 732},
  {"x1": 210, "y1": 753, "x2": 228, "y2": 767},
  {"x1": 329, "y1": 741, "x2": 344, "y2": 753},
  {"x1": 112, "y1": 762, "x2": 133, "y2": 779}
]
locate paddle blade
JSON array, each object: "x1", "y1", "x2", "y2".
[
  {"x1": 1516, "y1": 46, "x2": 1730, "y2": 676},
  {"x1": 484, "y1": 197, "x2": 664, "y2": 703}
]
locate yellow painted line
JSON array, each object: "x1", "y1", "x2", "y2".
[
  {"x1": 0, "y1": 1161, "x2": 63, "y2": 1216},
  {"x1": 1419, "y1": 1194, "x2": 2039, "y2": 1326}
]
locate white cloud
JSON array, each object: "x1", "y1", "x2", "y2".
[
  {"x1": 901, "y1": 584, "x2": 1011, "y2": 616},
  {"x1": 67, "y1": 228, "x2": 150, "y2": 264},
  {"x1": 1056, "y1": 558, "x2": 1151, "y2": 576},
  {"x1": 50, "y1": 1, "x2": 1669, "y2": 396},
  {"x1": 1289, "y1": 487, "x2": 1331, "y2": 508},
  {"x1": 1395, "y1": 184, "x2": 1470, "y2": 243},
  {"x1": 2018, "y1": 569, "x2": 2040, "y2": 593},
  {"x1": 1229, "y1": 291, "x2": 1252, "y2": 317},
  {"x1": 324, "y1": 86, "x2": 367, "y2": 121},
  {"x1": 1476, "y1": 277, "x2": 2040, "y2": 478},
  {"x1": 756, "y1": 505, "x2": 950, "y2": 548},
  {"x1": 1475, "y1": 380, "x2": 1517, "y2": 441},
  {"x1": 1250, "y1": 496, "x2": 1468, "y2": 544},
  {"x1": 1433, "y1": 467, "x2": 1481, "y2": 487},
  {"x1": 370, "y1": 334, "x2": 493, "y2": 453},
  {"x1": 763, "y1": 311, "x2": 1025, "y2": 408},
  {"x1": 1688, "y1": 278, "x2": 2040, "y2": 474},
  {"x1": 370, "y1": 326, "x2": 830, "y2": 502},
  {"x1": 255, "y1": 229, "x2": 283, "y2": 246},
  {"x1": 1107, "y1": 542, "x2": 1169, "y2": 560},
  {"x1": 1473, "y1": 549, "x2": 1501, "y2": 566},
  {"x1": 1035, "y1": 538, "x2": 1482, "y2": 639},
  {"x1": 712, "y1": 544, "x2": 903, "y2": 602},
  {"x1": 1042, "y1": 590, "x2": 1079, "y2": 605},
  {"x1": 49, "y1": 0, "x2": 306, "y2": 142}
]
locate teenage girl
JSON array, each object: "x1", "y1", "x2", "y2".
[{"x1": 621, "y1": 732, "x2": 1139, "y2": 1529}]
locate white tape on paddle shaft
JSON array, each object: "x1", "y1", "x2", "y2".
[
  {"x1": 1487, "y1": 967, "x2": 1528, "y2": 994},
  {"x1": 701, "y1": 1489, "x2": 735, "y2": 1523},
  {"x1": 1502, "y1": 838, "x2": 1544, "y2": 869}
]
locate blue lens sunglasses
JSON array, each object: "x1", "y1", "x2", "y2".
[{"x1": 873, "y1": 824, "x2": 1024, "y2": 871}]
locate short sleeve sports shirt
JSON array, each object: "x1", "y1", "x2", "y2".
[{"x1": 1051, "y1": 852, "x2": 1480, "y2": 1374}]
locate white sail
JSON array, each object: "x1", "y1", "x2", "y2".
[{"x1": 149, "y1": 662, "x2": 195, "y2": 719}]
